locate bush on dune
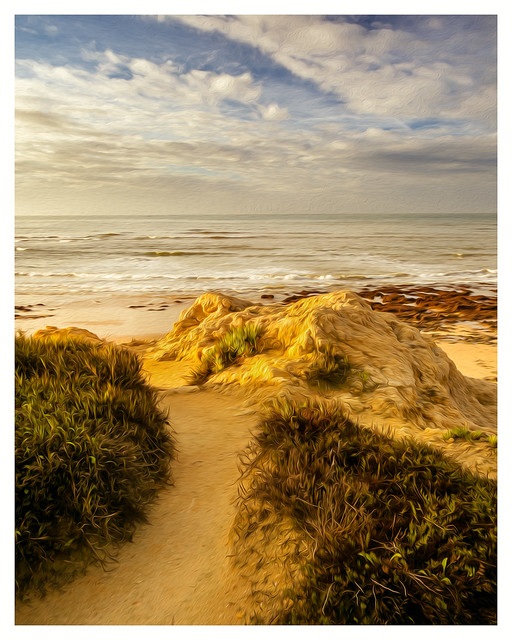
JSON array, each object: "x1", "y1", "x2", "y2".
[
  {"x1": 15, "y1": 334, "x2": 175, "y2": 598},
  {"x1": 234, "y1": 398, "x2": 497, "y2": 625}
]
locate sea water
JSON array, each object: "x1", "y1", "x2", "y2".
[{"x1": 15, "y1": 211, "x2": 497, "y2": 306}]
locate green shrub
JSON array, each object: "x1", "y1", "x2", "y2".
[
  {"x1": 15, "y1": 335, "x2": 175, "y2": 598},
  {"x1": 487, "y1": 435, "x2": 498, "y2": 448},
  {"x1": 442, "y1": 427, "x2": 484, "y2": 441},
  {"x1": 234, "y1": 398, "x2": 497, "y2": 624},
  {"x1": 190, "y1": 323, "x2": 262, "y2": 384}
]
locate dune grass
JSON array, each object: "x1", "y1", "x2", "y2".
[
  {"x1": 304, "y1": 347, "x2": 350, "y2": 390},
  {"x1": 234, "y1": 397, "x2": 497, "y2": 624},
  {"x1": 15, "y1": 334, "x2": 175, "y2": 599},
  {"x1": 442, "y1": 426, "x2": 490, "y2": 442},
  {"x1": 189, "y1": 323, "x2": 263, "y2": 384},
  {"x1": 487, "y1": 435, "x2": 498, "y2": 448},
  {"x1": 442, "y1": 427, "x2": 497, "y2": 450}
]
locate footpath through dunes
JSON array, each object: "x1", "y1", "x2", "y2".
[
  {"x1": 151, "y1": 290, "x2": 497, "y2": 479},
  {"x1": 15, "y1": 376, "x2": 258, "y2": 625},
  {"x1": 16, "y1": 289, "x2": 497, "y2": 625}
]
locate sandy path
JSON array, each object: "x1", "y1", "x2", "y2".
[{"x1": 15, "y1": 386, "x2": 258, "y2": 625}]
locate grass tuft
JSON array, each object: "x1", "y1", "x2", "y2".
[
  {"x1": 487, "y1": 435, "x2": 497, "y2": 448},
  {"x1": 234, "y1": 397, "x2": 497, "y2": 624},
  {"x1": 442, "y1": 427, "x2": 485, "y2": 441},
  {"x1": 189, "y1": 323, "x2": 263, "y2": 384},
  {"x1": 15, "y1": 334, "x2": 175, "y2": 599},
  {"x1": 305, "y1": 348, "x2": 350, "y2": 389}
]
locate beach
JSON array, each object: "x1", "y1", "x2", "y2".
[
  {"x1": 11, "y1": 10, "x2": 502, "y2": 625},
  {"x1": 15, "y1": 282, "x2": 497, "y2": 625},
  {"x1": 15, "y1": 282, "x2": 497, "y2": 375},
  {"x1": 13, "y1": 175, "x2": 498, "y2": 628},
  {"x1": 14, "y1": 13, "x2": 499, "y2": 625}
]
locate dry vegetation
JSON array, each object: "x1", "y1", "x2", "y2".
[
  {"x1": 152, "y1": 290, "x2": 497, "y2": 624},
  {"x1": 15, "y1": 333, "x2": 175, "y2": 598},
  {"x1": 153, "y1": 291, "x2": 497, "y2": 476},
  {"x1": 232, "y1": 398, "x2": 496, "y2": 624}
]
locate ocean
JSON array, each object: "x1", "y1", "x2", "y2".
[{"x1": 15, "y1": 211, "x2": 497, "y2": 306}]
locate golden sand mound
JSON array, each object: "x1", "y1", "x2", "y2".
[{"x1": 151, "y1": 291, "x2": 496, "y2": 476}]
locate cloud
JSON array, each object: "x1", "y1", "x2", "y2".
[
  {"x1": 258, "y1": 102, "x2": 288, "y2": 121},
  {"x1": 173, "y1": 15, "x2": 496, "y2": 126},
  {"x1": 44, "y1": 24, "x2": 59, "y2": 37},
  {"x1": 15, "y1": 16, "x2": 496, "y2": 216}
]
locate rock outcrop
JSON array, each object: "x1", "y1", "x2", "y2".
[{"x1": 151, "y1": 291, "x2": 496, "y2": 476}]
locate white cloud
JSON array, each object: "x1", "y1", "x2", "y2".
[
  {"x1": 259, "y1": 103, "x2": 289, "y2": 121},
  {"x1": 174, "y1": 15, "x2": 496, "y2": 125},
  {"x1": 15, "y1": 51, "x2": 293, "y2": 193},
  {"x1": 15, "y1": 19, "x2": 496, "y2": 216},
  {"x1": 184, "y1": 69, "x2": 261, "y2": 105},
  {"x1": 16, "y1": 52, "x2": 267, "y2": 141},
  {"x1": 44, "y1": 24, "x2": 59, "y2": 37}
]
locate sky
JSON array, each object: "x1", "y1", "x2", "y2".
[{"x1": 14, "y1": 12, "x2": 497, "y2": 216}]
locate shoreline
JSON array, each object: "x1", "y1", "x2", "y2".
[
  {"x1": 14, "y1": 284, "x2": 498, "y2": 385},
  {"x1": 15, "y1": 282, "x2": 497, "y2": 342}
]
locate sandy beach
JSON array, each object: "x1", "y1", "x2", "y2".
[
  {"x1": 14, "y1": 285, "x2": 497, "y2": 625},
  {"x1": 14, "y1": 286, "x2": 498, "y2": 392}
]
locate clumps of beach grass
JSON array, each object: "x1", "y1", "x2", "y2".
[
  {"x1": 441, "y1": 426, "x2": 496, "y2": 443},
  {"x1": 189, "y1": 323, "x2": 263, "y2": 384},
  {"x1": 233, "y1": 397, "x2": 497, "y2": 625},
  {"x1": 15, "y1": 334, "x2": 175, "y2": 599},
  {"x1": 442, "y1": 427, "x2": 497, "y2": 451},
  {"x1": 487, "y1": 435, "x2": 498, "y2": 448},
  {"x1": 304, "y1": 347, "x2": 350, "y2": 390}
]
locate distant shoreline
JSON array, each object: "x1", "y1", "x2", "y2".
[{"x1": 14, "y1": 283, "x2": 497, "y2": 346}]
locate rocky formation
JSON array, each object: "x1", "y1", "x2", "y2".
[
  {"x1": 284, "y1": 285, "x2": 497, "y2": 337},
  {"x1": 151, "y1": 290, "x2": 496, "y2": 476}
]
